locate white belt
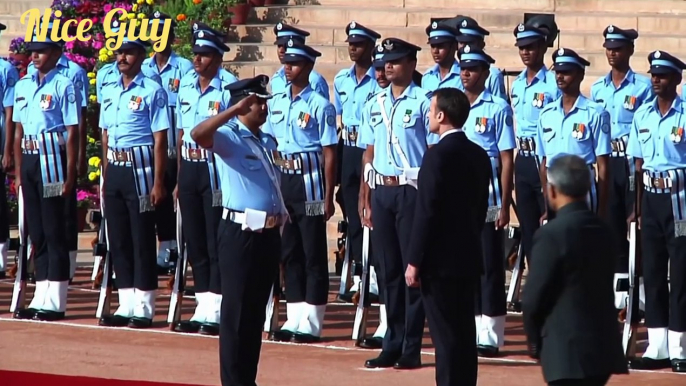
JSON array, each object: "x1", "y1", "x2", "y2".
[
  {"x1": 374, "y1": 173, "x2": 410, "y2": 186},
  {"x1": 181, "y1": 144, "x2": 209, "y2": 161},
  {"x1": 22, "y1": 135, "x2": 66, "y2": 151},
  {"x1": 643, "y1": 173, "x2": 673, "y2": 190},
  {"x1": 222, "y1": 208, "x2": 281, "y2": 230}
]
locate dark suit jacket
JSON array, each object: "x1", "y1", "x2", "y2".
[
  {"x1": 407, "y1": 130, "x2": 491, "y2": 278},
  {"x1": 522, "y1": 201, "x2": 629, "y2": 382}
]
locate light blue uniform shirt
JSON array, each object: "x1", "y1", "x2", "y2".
[
  {"x1": 421, "y1": 60, "x2": 507, "y2": 100},
  {"x1": 97, "y1": 62, "x2": 162, "y2": 103},
  {"x1": 0, "y1": 59, "x2": 19, "y2": 149},
  {"x1": 333, "y1": 65, "x2": 380, "y2": 125},
  {"x1": 210, "y1": 119, "x2": 285, "y2": 216},
  {"x1": 464, "y1": 91, "x2": 516, "y2": 157},
  {"x1": 12, "y1": 69, "x2": 79, "y2": 134},
  {"x1": 142, "y1": 53, "x2": 193, "y2": 109},
  {"x1": 28, "y1": 54, "x2": 88, "y2": 108},
  {"x1": 627, "y1": 97, "x2": 686, "y2": 172},
  {"x1": 271, "y1": 66, "x2": 330, "y2": 101},
  {"x1": 262, "y1": 85, "x2": 338, "y2": 154},
  {"x1": 98, "y1": 72, "x2": 170, "y2": 148},
  {"x1": 535, "y1": 95, "x2": 612, "y2": 166},
  {"x1": 591, "y1": 69, "x2": 653, "y2": 140},
  {"x1": 356, "y1": 91, "x2": 386, "y2": 150},
  {"x1": 176, "y1": 72, "x2": 233, "y2": 143},
  {"x1": 510, "y1": 67, "x2": 560, "y2": 138},
  {"x1": 358, "y1": 83, "x2": 438, "y2": 176}
]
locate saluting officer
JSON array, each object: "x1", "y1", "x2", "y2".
[
  {"x1": 590, "y1": 25, "x2": 653, "y2": 310},
  {"x1": 535, "y1": 48, "x2": 612, "y2": 219},
  {"x1": 421, "y1": 21, "x2": 461, "y2": 92},
  {"x1": 459, "y1": 45, "x2": 516, "y2": 357},
  {"x1": 144, "y1": 11, "x2": 194, "y2": 273},
  {"x1": 452, "y1": 16, "x2": 507, "y2": 100},
  {"x1": 333, "y1": 21, "x2": 381, "y2": 302},
  {"x1": 626, "y1": 51, "x2": 686, "y2": 373},
  {"x1": 263, "y1": 39, "x2": 338, "y2": 344},
  {"x1": 191, "y1": 22, "x2": 239, "y2": 85},
  {"x1": 191, "y1": 75, "x2": 286, "y2": 386},
  {"x1": 358, "y1": 38, "x2": 435, "y2": 370},
  {"x1": 97, "y1": 32, "x2": 170, "y2": 329},
  {"x1": 0, "y1": 22, "x2": 19, "y2": 279},
  {"x1": 271, "y1": 23, "x2": 329, "y2": 100},
  {"x1": 172, "y1": 27, "x2": 232, "y2": 336},
  {"x1": 11, "y1": 30, "x2": 79, "y2": 321},
  {"x1": 510, "y1": 23, "x2": 559, "y2": 266},
  {"x1": 28, "y1": 18, "x2": 89, "y2": 282}
]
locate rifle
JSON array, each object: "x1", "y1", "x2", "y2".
[
  {"x1": 91, "y1": 176, "x2": 105, "y2": 282},
  {"x1": 336, "y1": 220, "x2": 352, "y2": 297},
  {"x1": 622, "y1": 220, "x2": 641, "y2": 357},
  {"x1": 352, "y1": 224, "x2": 371, "y2": 344},
  {"x1": 95, "y1": 170, "x2": 113, "y2": 318},
  {"x1": 9, "y1": 186, "x2": 28, "y2": 313},
  {"x1": 264, "y1": 264, "x2": 282, "y2": 339},
  {"x1": 506, "y1": 202, "x2": 524, "y2": 313},
  {"x1": 167, "y1": 201, "x2": 188, "y2": 329}
]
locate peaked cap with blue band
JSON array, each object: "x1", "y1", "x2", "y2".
[
  {"x1": 149, "y1": 11, "x2": 177, "y2": 29},
  {"x1": 513, "y1": 23, "x2": 547, "y2": 47},
  {"x1": 192, "y1": 21, "x2": 227, "y2": 39},
  {"x1": 118, "y1": 26, "x2": 153, "y2": 51},
  {"x1": 282, "y1": 39, "x2": 321, "y2": 63},
  {"x1": 381, "y1": 37, "x2": 421, "y2": 62},
  {"x1": 426, "y1": 21, "x2": 459, "y2": 45},
  {"x1": 193, "y1": 30, "x2": 230, "y2": 54},
  {"x1": 227, "y1": 75, "x2": 272, "y2": 99},
  {"x1": 552, "y1": 48, "x2": 591, "y2": 71},
  {"x1": 458, "y1": 44, "x2": 495, "y2": 68},
  {"x1": 26, "y1": 18, "x2": 62, "y2": 51},
  {"x1": 602, "y1": 25, "x2": 638, "y2": 49},
  {"x1": 273, "y1": 22, "x2": 309, "y2": 45},
  {"x1": 373, "y1": 44, "x2": 386, "y2": 69},
  {"x1": 648, "y1": 50, "x2": 686, "y2": 75},
  {"x1": 455, "y1": 16, "x2": 490, "y2": 43},
  {"x1": 345, "y1": 21, "x2": 380, "y2": 43}
]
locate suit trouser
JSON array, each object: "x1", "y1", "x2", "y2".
[
  {"x1": 21, "y1": 153, "x2": 69, "y2": 282},
  {"x1": 514, "y1": 154, "x2": 544, "y2": 264},
  {"x1": 548, "y1": 375, "x2": 610, "y2": 386},
  {"x1": 0, "y1": 170, "x2": 9, "y2": 271},
  {"x1": 178, "y1": 159, "x2": 222, "y2": 294},
  {"x1": 341, "y1": 145, "x2": 364, "y2": 267},
  {"x1": 218, "y1": 220, "x2": 280, "y2": 386},
  {"x1": 607, "y1": 156, "x2": 633, "y2": 273},
  {"x1": 475, "y1": 225, "x2": 506, "y2": 317},
  {"x1": 280, "y1": 173, "x2": 329, "y2": 305},
  {"x1": 154, "y1": 156, "x2": 177, "y2": 242},
  {"x1": 370, "y1": 185, "x2": 425, "y2": 359},
  {"x1": 423, "y1": 275, "x2": 478, "y2": 386},
  {"x1": 104, "y1": 163, "x2": 158, "y2": 290}
]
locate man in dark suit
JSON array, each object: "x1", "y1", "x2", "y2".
[
  {"x1": 405, "y1": 87, "x2": 491, "y2": 386},
  {"x1": 522, "y1": 154, "x2": 629, "y2": 386}
]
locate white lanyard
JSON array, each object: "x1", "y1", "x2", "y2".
[
  {"x1": 244, "y1": 136, "x2": 288, "y2": 218},
  {"x1": 376, "y1": 93, "x2": 413, "y2": 172}
]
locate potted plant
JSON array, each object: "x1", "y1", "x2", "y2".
[
  {"x1": 229, "y1": 0, "x2": 251, "y2": 25},
  {"x1": 5, "y1": 175, "x2": 18, "y2": 226}
]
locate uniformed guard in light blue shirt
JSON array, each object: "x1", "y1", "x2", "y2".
[
  {"x1": 459, "y1": 44, "x2": 516, "y2": 357},
  {"x1": 191, "y1": 22, "x2": 239, "y2": 86},
  {"x1": 97, "y1": 31, "x2": 170, "y2": 330},
  {"x1": 11, "y1": 31, "x2": 80, "y2": 322},
  {"x1": 535, "y1": 48, "x2": 612, "y2": 218},
  {"x1": 143, "y1": 11, "x2": 194, "y2": 270},
  {"x1": 358, "y1": 37, "x2": 433, "y2": 369},
  {"x1": 0, "y1": 21, "x2": 19, "y2": 279},
  {"x1": 510, "y1": 22, "x2": 560, "y2": 270},
  {"x1": 421, "y1": 21, "x2": 462, "y2": 93},
  {"x1": 172, "y1": 27, "x2": 233, "y2": 336},
  {"x1": 261, "y1": 39, "x2": 338, "y2": 344},
  {"x1": 450, "y1": 16, "x2": 507, "y2": 100},
  {"x1": 189, "y1": 75, "x2": 286, "y2": 386},
  {"x1": 590, "y1": 25, "x2": 653, "y2": 309},
  {"x1": 332, "y1": 21, "x2": 381, "y2": 304},
  {"x1": 270, "y1": 23, "x2": 329, "y2": 100},
  {"x1": 626, "y1": 50, "x2": 686, "y2": 373}
]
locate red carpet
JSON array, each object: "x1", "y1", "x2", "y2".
[{"x1": 0, "y1": 370, "x2": 208, "y2": 386}]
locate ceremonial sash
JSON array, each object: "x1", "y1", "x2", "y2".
[
  {"x1": 168, "y1": 106, "x2": 177, "y2": 158},
  {"x1": 23, "y1": 133, "x2": 66, "y2": 198},
  {"x1": 486, "y1": 156, "x2": 502, "y2": 223},
  {"x1": 611, "y1": 134, "x2": 635, "y2": 191},
  {"x1": 643, "y1": 169, "x2": 686, "y2": 237},
  {"x1": 107, "y1": 146, "x2": 155, "y2": 212},
  {"x1": 276, "y1": 151, "x2": 325, "y2": 216},
  {"x1": 181, "y1": 141, "x2": 222, "y2": 206}
]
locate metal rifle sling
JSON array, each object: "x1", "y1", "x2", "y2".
[
  {"x1": 352, "y1": 224, "x2": 371, "y2": 342},
  {"x1": 10, "y1": 186, "x2": 28, "y2": 313},
  {"x1": 168, "y1": 200, "x2": 188, "y2": 328}
]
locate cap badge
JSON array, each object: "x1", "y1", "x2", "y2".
[
  {"x1": 518, "y1": 23, "x2": 525, "y2": 32},
  {"x1": 461, "y1": 20, "x2": 467, "y2": 27},
  {"x1": 276, "y1": 23, "x2": 283, "y2": 30},
  {"x1": 431, "y1": 21, "x2": 438, "y2": 29},
  {"x1": 350, "y1": 21, "x2": 356, "y2": 28},
  {"x1": 558, "y1": 48, "x2": 565, "y2": 56},
  {"x1": 260, "y1": 77, "x2": 268, "y2": 89},
  {"x1": 654, "y1": 51, "x2": 661, "y2": 58},
  {"x1": 383, "y1": 40, "x2": 394, "y2": 50},
  {"x1": 193, "y1": 23, "x2": 198, "y2": 30},
  {"x1": 607, "y1": 25, "x2": 614, "y2": 33},
  {"x1": 377, "y1": 45, "x2": 383, "y2": 52},
  {"x1": 113, "y1": 20, "x2": 119, "y2": 28},
  {"x1": 464, "y1": 45, "x2": 471, "y2": 53},
  {"x1": 287, "y1": 39, "x2": 294, "y2": 47},
  {"x1": 198, "y1": 31, "x2": 204, "y2": 38},
  {"x1": 154, "y1": 11, "x2": 160, "y2": 18}
]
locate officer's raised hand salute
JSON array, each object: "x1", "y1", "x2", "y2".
[
  {"x1": 97, "y1": 32, "x2": 170, "y2": 329},
  {"x1": 535, "y1": 48, "x2": 612, "y2": 220}
]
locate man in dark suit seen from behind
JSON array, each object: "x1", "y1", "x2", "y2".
[
  {"x1": 405, "y1": 87, "x2": 492, "y2": 386},
  {"x1": 522, "y1": 154, "x2": 628, "y2": 386}
]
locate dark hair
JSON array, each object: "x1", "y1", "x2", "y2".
[{"x1": 432, "y1": 88, "x2": 470, "y2": 129}]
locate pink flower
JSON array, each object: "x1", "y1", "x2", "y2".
[{"x1": 92, "y1": 40, "x2": 103, "y2": 50}]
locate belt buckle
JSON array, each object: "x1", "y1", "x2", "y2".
[
  {"x1": 653, "y1": 178, "x2": 661, "y2": 189},
  {"x1": 24, "y1": 140, "x2": 36, "y2": 151},
  {"x1": 348, "y1": 130, "x2": 358, "y2": 142},
  {"x1": 188, "y1": 149, "x2": 202, "y2": 160},
  {"x1": 611, "y1": 140, "x2": 619, "y2": 152},
  {"x1": 383, "y1": 176, "x2": 395, "y2": 185},
  {"x1": 519, "y1": 141, "x2": 530, "y2": 151},
  {"x1": 266, "y1": 216, "x2": 276, "y2": 228},
  {"x1": 115, "y1": 151, "x2": 127, "y2": 162}
]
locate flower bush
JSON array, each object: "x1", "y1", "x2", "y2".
[{"x1": 77, "y1": 188, "x2": 98, "y2": 209}]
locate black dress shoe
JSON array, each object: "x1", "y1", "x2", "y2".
[
  {"x1": 33, "y1": 310, "x2": 65, "y2": 321},
  {"x1": 672, "y1": 359, "x2": 686, "y2": 372},
  {"x1": 365, "y1": 351, "x2": 400, "y2": 368},
  {"x1": 174, "y1": 320, "x2": 202, "y2": 333},
  {"x1": 477, "y1": 344, "x2": 499, "y2": 358},
  {"x1": 99, "y1": 315, "x2": 130, "y2": 327},
  {"x1": 628, "y1": 357, "x2": 671, "y2": 370},
  {"x1": 199, "y1": 323, "x2": 219, "y2": 336},
  {"x1": 292, "y1": 333, "x2": 320, "y2": 344},
  {"x1": 336, "y1": 292, "x2": 354, "y2": 303},
  {"x1": 357, "y1": 337, "x2": 383, "y2": 349},
  {"x1": 269, "y1": 330, "x2": 293, "y2": 342},
  {"x1": 394, "y1": 356, "x2": 421, "y2": 370},
  {"x1": 127, "y1": 317, "x2": 153, "y2": 329},
  {"x1": 13, "y1": 308, "x2": 38, "y2": 320}
]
